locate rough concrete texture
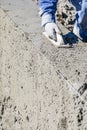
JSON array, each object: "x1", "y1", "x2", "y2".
[{"x1": 0, "y1": 0, "x2": 87, "y2": 130}]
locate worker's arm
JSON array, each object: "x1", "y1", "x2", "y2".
[
  {"x1": 38, "y1": 0, "x2": 64, "y2": 43},
  {"x1": 38, "y1": 0, "x2": 58, "y2": 26}
]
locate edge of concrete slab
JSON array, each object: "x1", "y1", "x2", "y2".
[{"x1": 0, "y1": 5, "x2": 87, "y2": 130}]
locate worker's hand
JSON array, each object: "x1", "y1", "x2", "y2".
[{"x1": 44, "y1": 22, "x2": 62, "y2": 41}]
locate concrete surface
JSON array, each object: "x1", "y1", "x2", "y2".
[{"x1": 0, "y1": 0, "x2": 87, "y2": 130}]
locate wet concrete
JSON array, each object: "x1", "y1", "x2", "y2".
[{"x1": 0, "y1": 0, "x2": 87, "y2": 130}]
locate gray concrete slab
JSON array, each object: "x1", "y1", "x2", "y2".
[
  {"x1": 1, "y1": 0, "x2": 87, "y2": 90},
  {"x1": 0, "y1": 0, "x2": 41, "y2": 33},
  {"x1": 0, "y1": 0, "x2": 87, "y2": 130}
]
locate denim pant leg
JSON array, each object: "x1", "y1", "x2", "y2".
[
  {"x1": 69, "y1": 0, "x2": 82, "y2": 11},
  {"x1": 68, "y1": 0, "x2": 83, "y2": 27},
  {"x1": 70, "y1": 0, "x2": 87, "y2": 40}
]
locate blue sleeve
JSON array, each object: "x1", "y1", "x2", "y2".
[{"x1": 38, "y1": 0, "x2": 58, "y2": 26}]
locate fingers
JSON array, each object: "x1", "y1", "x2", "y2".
[
  {"x1": 45, "y1": 23, "x2": 57, "y2": 41},
  {"x1": 56, "y1": 34, "x2": 64, "y2": 45},
  {"x1": 45, "y1": 23, "x2": 62, "y2": 42},
  {"x1": 54, "y1": 24, "x2": 62, "y2": 34},
  {"x1": 49, "y1": 29, "x2": 57, "y2": 41}
]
